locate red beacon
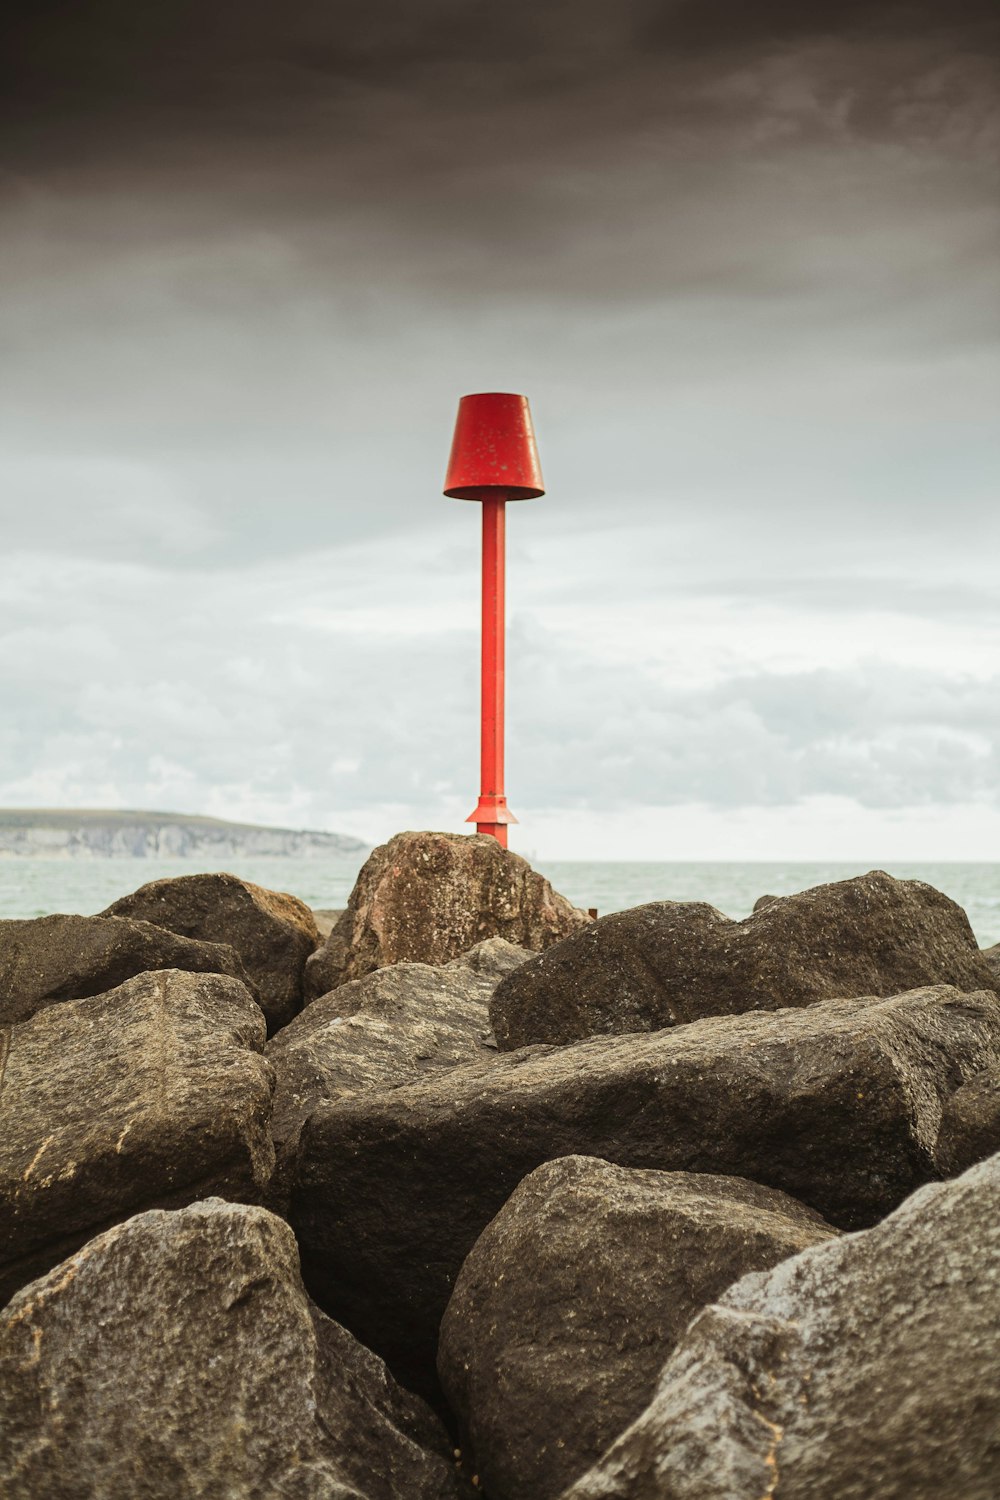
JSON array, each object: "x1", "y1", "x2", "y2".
[{"x1": 443, "y1": 392, "x2": 544, "y2": 848}]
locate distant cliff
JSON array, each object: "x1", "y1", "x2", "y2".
[{"x1": 0, "y1": 810, "x2": 368, "y2": 860}]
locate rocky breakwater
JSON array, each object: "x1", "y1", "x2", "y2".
[{"x1": 1, "y1": 850, "x2": 999, "y2": 1499}]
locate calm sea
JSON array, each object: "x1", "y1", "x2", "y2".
[{"x1": 1, "y1": 856, "x2": 998, "y2": 947}]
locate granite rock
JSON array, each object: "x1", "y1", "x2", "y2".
[
  {"x1": 304, "y1": 830, "x2": 589, "y2": 999},
  {"x1": 0, "y1": 911, "x2": 255, "y2": 1028},
  {"x1": 935, "y1": 1066, "x2": 1000, "y2": 1176},
  {"x1": 491, "y1": 870, "x2": 994, "y2": 1049},
  {"x1": 0, "y1": 969, "x2": 274, "y2": 1304},
  {"x1": 103, "y1": 871, "x2": 319, "y2": 1033},
  {"x1": 563, "y1": 1153, "x2": 1000, "y2": 1500},
  {"x1": 290, "y1": 985, "x2": 1000, "y2": 1395},
  {"x1": 438, "y1": 1156, "x2": 836, "y2": 1500},
  {"x1": 267, "y1": 942, "x2": 530, "y2": 1211},
  {"x1": 0, "y1": 1198, "x2": 464, "y2": 1500}
]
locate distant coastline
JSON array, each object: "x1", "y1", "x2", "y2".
[{"x1": 0, "y1": 809, "x2": 368, "y2": 860}]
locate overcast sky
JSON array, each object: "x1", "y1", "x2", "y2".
[{"x1": 2, "y1": 1, "x2": 998, "y2": 859}]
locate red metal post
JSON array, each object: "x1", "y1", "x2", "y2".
[
  {"x1": 443, "y1": 392, "x2": 543, "y2": 848},
  {"x1": 472, "y1": 492, "x2": 514, "y2": 845}
]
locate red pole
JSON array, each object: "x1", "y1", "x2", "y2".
[
  {"x1": 477, "y1": 493, "x2": 509, "y2": 845},
  {"x1": 444, "y1": 392, "x2": 542, "y2": 847}
]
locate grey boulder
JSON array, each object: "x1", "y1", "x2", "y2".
[
  {"x1": 103, "y1": 871, "x2": 320, "y2": 1033},
  {"x1": 267, "y1": 940, "x2": 530, "y2": 1210},
  {"x1": 0, "y1": 911, "x2": 255, "y2": 1028},
  {"x1": 491, "y1": 871, "x2": 994, "y2": 1049},
  {"x1": 563, "y1": 1152, "x2": 1000, "y2": 1500},
  {"x1": 304, "y1": 829, "x2": 589, "y2": 998},
  {"x1": 0, "y1": 1198, "x2": 465, "y2": 1500},
  {"x1": 438, "y1": 1155, "x2": 837, "y2": 1500},
  {"x1": 290, "y1": 985, "x2": 1000, "y2": 1395},
  {"x1": 0, "y1": 969, "x2": 274, "y2": 1304}
]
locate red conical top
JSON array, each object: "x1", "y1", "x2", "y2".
[{"x1": 443, "y1": 392, "x2": 545, "y2": 500}]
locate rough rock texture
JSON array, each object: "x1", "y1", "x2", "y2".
[
  {"x1": 438, "y1": 1156, "x2": 837, "y2": 1500},
  {"x1": 491, "y1": 871, "x2": 994, "y2": 1050},
  {"x1": 982, "y1": 942, "x2": 1000, "y2": 982},
  {"x1": 563, "y1": 1153, "x2": 1000, "y2": 1500},
  {"x1": 104, "y1": 871, "x2": 320, "y2": 1033},
  {"x1": 0, "y1": 970, "x2": 275, "y2": 1304},
  {"x1": 935, "y1": 1067, "x2": 1000, "y2": 1176},
  {"x1": 312, "y1": 906, "x2": 345, "y2": 941},
  {"x1": 290, "y1": 985, "x2": 1000, "y2": 1395},
  {"x1": 0, "y1": 912, "x2": 255, "y2": 1028},
  {"x1": 267, "y1": 939, "x2": 531, "y2": 1211},
  {"x1": 0, "y1": 1199, "x2": 464, "y2": 1500},
  {"x1": 303, "y1": 830, "x2": 589, "y2": 999}
]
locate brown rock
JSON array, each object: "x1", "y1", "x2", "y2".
[
  {"x1": 0, "y1": 969, "x2": 274, "y2": 1304},
  {"x1": 935, "y1": 1067, "x2": 1000, "y2": 1176},
  {"x1": 0, "y1": 1198, "x2": 465, "y2": 1500},
  {"x1": 563, "y1": 1153, "x2": 1000, "y2": 1500},
  {"x1": 438, "y1": 1156, "x2": 837, "y2": 1500},
  {"x1": 0, "y1": 911, "x2": 255, "y2": 1028},
  {"x1": 982, "y1": 942, "x2": 1000, "y2": 983},
  {"x1": 290, "y1": 985, "x2": 1000, "y2": 1397},
  {"x1": 491, "y1": 871, "x2": 995, "y2": 1050},
  {"x1": 303, "y1": 830, "x2": 589, "y2": 999},
  {"x1": 103, "y1": 872, "x2": 319, "y2": 1033},
  {"x1": 266, "y1": 940, "x2": 531, "y2": 1211}
]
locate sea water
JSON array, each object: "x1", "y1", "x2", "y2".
[{"x1": 1, "y1": 856, "x2": 998, "y2": 947}]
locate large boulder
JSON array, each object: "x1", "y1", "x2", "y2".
[
  {"x1": 0, "y1": 911, "x2": 255, "y2": 1028},
  {"x1": 563, "y1": 1152, "x2": 1000, "y2": 1500},
  {"x1": 438, "y1": 1156, "x2": 837, "y2": 1500},
  {"x1": 266, "y1": 939, "x2": 531, "y2": 1210},
  {"x1": 935, "y1": 1067, "x2": 1000, "y2": 1176},
  {"x1": 0, "y1": 1199, "x2": 465, "y2": 1500},
  {"x1": 0, "y1": 969, "x2": 274, "y2": 1304},
  {"x1": 491, "y1": 871, "x2": 994, "y2": 1050},
  {"x1": 103, "y1": 871, "x2": 319, "y2": 1033},
  {"x1": 982, "y1": 942, "x2": 1000, "y2": 983},
  {"x1": 304, "y1": 830, "x2": 589, "y2": 999},
  {"x1": 289, "y1": 985, "x2": 1000, "y2": 1395}
]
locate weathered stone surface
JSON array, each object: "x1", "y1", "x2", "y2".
[
  {"x1": 935, "y1": 1067, "x2": 1000, "y2": 1176},
  {"x1": 312, "y1": 906, "x2": 345, "y2": 941},
  {"x1": 0, "y1": 1199, "x2": 464, "y2": 1500},
  {"x1": 290, "y1": 985, "x2": 1000, "y2": 1395},
  {"x1": 267, "y1": 942, "x2": 530, "y2": 1211},
  {"x1": 0, "y1": 969, "x2": 274, "y2": 1304},
  {"x1": 0, "y1": 911, "x2": 254, "y2": 1028},
  {"x1": 103, "y1": 871, "x2": 319, "y2": 1033},
  {"x1": 563, "y1": 1153, "x2": 1000, "y2": 1500},
  {"x1": 304, "y1": 830, "x2": 589, "y2": 999},
  {"x1": 982, "y1": 942, "x2": 1000, "y2": 982},
  {"x1": 491, "y1": 871, "x2": 994, "y2": 1050},
  {"x1": 438, "y1": 1156, "x2": 836, "y2": 1500}
]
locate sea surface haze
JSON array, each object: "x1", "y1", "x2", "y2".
[{"x1": 1, "y1": 857, "x2": 998, "y2": 947}]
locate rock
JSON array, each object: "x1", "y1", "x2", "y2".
[
  {"x1": 752, "y1": 893, "x2": 779, "y2": 911},
  {"x1": 0, "y1": 911, "x2": 255, "y2": 1028},
  {"x1": 0, "y1": 1198, "x2": 464, "y2": 1500},
  {"x1": 935, "y1": 1067, "x2": 1000, "y2": 1175},
  {"x1": 982, "y1": 942, "x2": 1000, "y2": 983},
  {"x1": 491, "y1": 871, "x2": 994, "y2": 1050},
  {"x1": 289, "y1": 985, "x2": 1000, "y2": 1396},
  {"x1": 0, "y1": 969, "x2": 274, "y2": 1304},
  {"x1": 438, "y1": 1156, "x2": 837, "y2": 1500},
  {"x1": 303, "y1": 830, "x2": 589, "y2": 999},
  {"x1": 312, "y1": 906, "x2": 345, "y2": 941},
  {"x1": 103, "y1": 871, "x2": 319, "y2": 1033},
  {"x1": 562, "y1": 1152, "x2": 1000, "y2": 1500},
  {"x1": 267, "y1": 946, "x2": 530, "y2": 1211}
]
